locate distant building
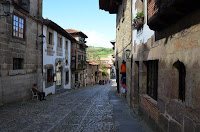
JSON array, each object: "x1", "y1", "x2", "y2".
[
  {"x1": 66, "y1": 29, "x2": 88, "y2": 88},
  {"x1": 86, "y1": 60, "x2": 100, "y2": 85},
  {"x1": 99, "y1": 57, "x2": 115, "y2": 79}
]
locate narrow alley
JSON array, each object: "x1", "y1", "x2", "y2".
[{"x1": 0, "y1": 80, "x2": 149, "y2": 132}]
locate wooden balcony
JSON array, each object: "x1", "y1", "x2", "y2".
[
  {"x1": 13, "y1": 0, "x2": 30, "y2": 12},
  {"x1": 99, "y1": 0, "x2": 122, "y2": 14},
  {"x1": 147, "y1": 0, "x2": 199, "y2": 31}
]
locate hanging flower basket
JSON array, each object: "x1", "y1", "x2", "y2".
[
  {"x1": 133, "y1": 17, "x2": 144, "y2": 29},
  {"x1": 132, "y1": 11, "x2": 144, "y2": 29}
]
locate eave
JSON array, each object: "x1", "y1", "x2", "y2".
[
  {"x1": 43, "y1": 19, "x2": 76, "y2": 42},
  {"x1": 99, "y1": 0, "x2": 122, "y2": 14}
]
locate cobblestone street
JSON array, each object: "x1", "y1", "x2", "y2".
[{"x1": 0, "y1": 80, "x2": 148, "y2": 132}]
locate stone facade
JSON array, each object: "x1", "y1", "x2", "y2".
[
  {"x1": 66, "y1": 29, "x2": 88, "y2": 89},
  {"x1": 115, "y1": 0, "x2": 132, "y2": 105},
  {"x1": 43, "y1": 19, "x2": 73, "y2": 95},
  {"x1": 85, "y1": 61, "x2": 100, "y2": 86},
  {"x1": 134, "y1": 9, "x2": 200, "y2": 132},
  {"x1": 0, "y1": 0, "x2": 43, "y2": 105},
  {"x1": 99, "y1": 0, "x2": 200, "y2": 131},
  {"x1": 131, "y1": 1, "x2": 200, "y2": 131}
]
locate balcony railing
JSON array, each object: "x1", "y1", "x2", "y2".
[
  {"x1": 77, "y1": 61, "x2": 87, "y2": 70},
  {"x1": 147, "y1": 0, "x2": 199, "y2": 31}
]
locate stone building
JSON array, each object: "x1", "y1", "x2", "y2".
[
  {"x1": 0, "y1": 0, "x2": 43, "y2": 105},
  {"x1": 42, "y1": 19, "x2": 75, "y2": 95},
  {"x1": 99, "y1": 0, "x2": 132, "y2": 102},
  {"x1": 66, "y1": 29, "x2": 88, "y2": 89},
  {"x1": 103, "y1": 62, "x2": 112, "y2": 80},
  {"x1": 86, "y1": 61, "x2": 100, "y2": 85},
  {"x1": 99, "y1": 0, "x2": 200, "y2": 131},
  {"x1": 135, "y1": 1, "x2": 200, "y2": 132}
]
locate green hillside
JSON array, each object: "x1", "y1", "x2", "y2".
[{"x1": 87, "y1": 46, "x2": 114, "y2": 59}]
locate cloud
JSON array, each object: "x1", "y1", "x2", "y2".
[{"x1": 83, "y1": 30, "x2": 113, "y2": 48}]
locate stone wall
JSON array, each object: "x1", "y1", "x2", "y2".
[
  {"x1": 133, "y1": 9, "x2": 200, "y2": 132},
  {"x1": 115, "y1": 0, "x2": 132, "y2": 105},
  {"x1": 0, "y1": 0, "x2": 43, "y2": 105}
]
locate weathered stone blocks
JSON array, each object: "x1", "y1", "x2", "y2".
[{"x1": 168, "y1": 120, "x2": 182, "y2": 132}]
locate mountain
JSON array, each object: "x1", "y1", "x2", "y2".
[{"x1": 87, "y1": 46, "x2": 114, "y2": 58}]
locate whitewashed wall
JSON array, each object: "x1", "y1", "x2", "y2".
[
  {"x1": 132, "y1": 0, "x2": 154, "y2": 45},
  {"x1": 43, "y1": 25, "x2": 71, "y2": 96}
]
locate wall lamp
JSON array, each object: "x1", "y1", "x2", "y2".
[
  {"x1": 125, "y1": 49, "x2": 131, "y2": 59},
  {"x1": 0, "y1": 1, "x2": 14, "y2": 17}
]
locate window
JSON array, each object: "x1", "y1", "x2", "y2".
[
  {"x1": 49, "y1": 32, "x2": 53, "y2": 44},
  {"x1": 47, "y1": 69, "x2": 53, "y2": 83},
  {"x1": 13, "y1": 58, "x2": 23, "y2": 70},
  {"x1": 66, "y1": 71, "x2": 69, "y2": 85},
  {"x1": 78, "y1": 55, "x2": 81, "y2": 62},
  {"x1": 58, "y1": 37, "x2": 62, "y2": 48},
  {"x1": 147, "y1": 60, "x2": 158, "y2": 100},
  {"x1": 13, "y1": 14, "x2": 25, "y2": 39},
  {"x1": 80, "y1": 44, "x2": 83, "y2": 49},
  {"x1": 65, "y1": 41, "x2": 68, "y2": 50},
  {"x1": 173, "y1": 61, "x2": 186, "y2": 101}
]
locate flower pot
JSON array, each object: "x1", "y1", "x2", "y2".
[{"x1": 133, "y1": 17, "x2": 144, "y2": 29}]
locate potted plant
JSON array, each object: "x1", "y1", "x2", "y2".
[{"x1": 132, "y1": 11, "x2": 144, "y2": 29}]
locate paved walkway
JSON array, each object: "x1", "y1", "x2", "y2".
[
  {"x1": 0, "y1": 80, "x2": 150, "y2": 132},
  {"x1": 109, "y1": 81, "x2": 149, "y2": 132}
]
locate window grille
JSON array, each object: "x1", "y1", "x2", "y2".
[
  {"x1": 147, "y1": 60, "x2": 158, "y2": 100},
  {"x1": 13, "y1": 58, "x2": 23, "y2": 70}
]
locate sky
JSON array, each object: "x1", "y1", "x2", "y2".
[{"x1": 43, "y1": 0, "x2": 116, "y2": 48}]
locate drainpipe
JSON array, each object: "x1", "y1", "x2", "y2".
[{"x1": 130, "y1": 0, "x2": 133, "y2": 108}]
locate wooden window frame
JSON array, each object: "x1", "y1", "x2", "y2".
[
  {"x1": 13, "y1": 58, "x2": 24, "y2": 70},
  {"x1": 65, "y1": 41, "x2": 68, "y2": 50},
  {"x1": 65, "y1": 71, "x2": 69, "y2": 85},
  {"x1": 49, "y1": 32, "x2": 53, "y2": 45},
  {"x1": 47, "y1": 69, "x2": 53, "y2": 83},
  {"x1": 78, "y1": 55, "x2": 81, "y2": 62},
  {"x1": 45, "y1": 64, "x2": 54, "y2": 88},
  {"x1": 58, "y1": 36, "x2": 62, "y2": 48},
  {"x1": 173, "y1": 61, "x2": 186, "y2": 102},
  {"x1": 12, "y1": 13, "x2": 26, "y2": 40},
  {"x1": 147, "y1": 60, "x2": 158, "y2": 100}
]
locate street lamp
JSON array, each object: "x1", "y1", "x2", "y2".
[
  {"x1": 125, "y1": 49, "x2": 131, "y2": 59},
  {"x1": 1, "y1": 1, "x2": 14, "y2": 16}
]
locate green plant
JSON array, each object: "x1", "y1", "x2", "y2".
[
  {"x1": 137, "y1": 11, "x2": 144, "y2": 18},
  {"x1": 78, "y1": 61, "x2": 86, "y2": 68},
  {"x1": 102, "y1": 71, "x2": 108, "y2": 76},
  {"x1": 132, "y1": 11, "x2": 144, "y2": 29},
  {"x1": 133, "y1": 11, "x2": 144, "y2": 23}
]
